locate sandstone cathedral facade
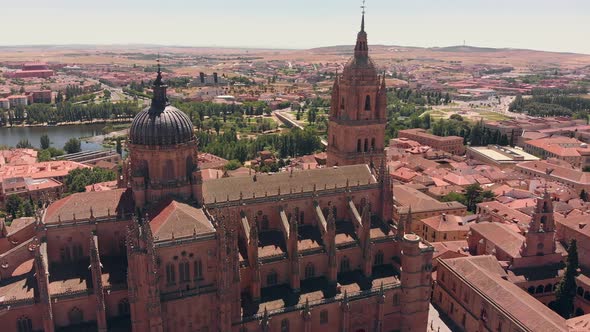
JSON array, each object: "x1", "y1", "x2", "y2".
[{"x1": 0, "y1": 14, "x2": 433, "y2": 332}]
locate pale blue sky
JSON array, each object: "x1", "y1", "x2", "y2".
[{"x1": 3, "y1": 0, "x2": 590, "y2": 54}]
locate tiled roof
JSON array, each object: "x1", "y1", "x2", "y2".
[
  {"x1": 470, "y1": 222, "x2": 524, "y2": 259},
  {"x1": 148, "y1": 200, "x2": 214, "y2": 241},
  {"x1": 394, "y1": 185, "x2": 466, "y2": 213},
  {"x1": 203, "y1": 164, "x2": 376, "y2": 205},
  {"x1": 44, "y1": 188, "x2": 134, "y2": 224},
  {"x1": 443, "y1": 256, "x2": 567, "y2": 332}
]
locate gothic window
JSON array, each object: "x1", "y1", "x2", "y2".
[
  {"x1": 179, "y1": 261, "x2": 190, "y2": 283},
  {"x1": 364, "y1": 95, "x2": 371, "y2": 111},
  {"x1": 166, "y1": 263, "x2": 176, "y2": 284},
  {"x1": 527, "y1": 286, "x2": 535, "y2": 294},
  {"x1": 305, "y1": 263, "x2": 315, "y2": 279},
  {"x1": 536, "y1": 285, "x2": 544, "y2": 294},
  {"x1": 341, "y1": 97, "x2": 345, "y2": 110},
  {"x1": 72, "y1": 244, "x2": 83, "y2": 261},
  {"x1": 194, "y1": 260, "x2": 203, "y2": 280},
  {"x1": 357, "y1": 139, "x2": 362, "y2": 152},
  {"x1": 299, "y1": 211, "x2": 304, "y2": 224},
  {"x1": 262, "y1": 215, "x2": 269, "y2": 230},
  {"x1": 68, "y1": 307, "x2": 84, "y2": 325},
  {"x1": 364, "y1": 139, "x2": 369, "y2": 152},
  {"x1": 118, "y1": 298, "x2": 130, "y2": 316},
  {"x1": 340, "y1": 256, "x2": 350, "y2": 273},
  {"x1": 320, "y1": 310, "x2": 328, "y2": 324},
  {"x1": 371, "y1": 138, "x2": 375, "y2": 151},
  {"x1": 577, "y1": 287, "x2": 584, "y2": 296},
  {"x1": 545, "y1": 284, "x2": 553, "y2": 293},
  {"x1": 280, "y1": 319, "x2": 289, "y2": 332},
  {"x1": 461, "y1": 313, "x2": 466, "y2": 327},
  {"x1": 267, "y1": 271, "x2": 278, "y2": 286},
  {"x1": 163, "y1": 159, "x2": 175, "y2": 181},
  {"x1": 393, "y1": 293, "x2": 400, "y2": 306},
  {"x1": 16, "y1": 316, "x2": 32, "y2": 332},
  {"x1": 332, "y1": 135, "x2": 336, "y2": 148},
  {"x1": 60, "y1": 246, "x2": 71, "y2": 262},
  {"x1": 374, "y1": 250, "x2": 384, "y2": 266}
]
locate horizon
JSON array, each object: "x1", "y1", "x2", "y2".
[{"x1": 2, "y1": 0, "x2": 590, "y2": 55}]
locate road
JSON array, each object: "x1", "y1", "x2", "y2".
[
  {"x1": 273, "y1": 108, "x2": 328, "y2": 146},
  {"x1": 427, "y1": 303, "x2": 457, "y2": 332}
]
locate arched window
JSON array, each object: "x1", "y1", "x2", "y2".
[
  {"x1": 332, "y1": 135, "x2": 336, "y2": 148},
  {"x1": 364, "y1": 139, "x2": 369, "y2": 152},
  {"x1": 320, "y1": 310, "x2": 328, "y2": 324},
  {"x1": 364, "y1": 95, "x2": 371, "y2": 111},
  {"x1": 357, "y1": 139, "x2": 362, "y2": 152},
  {"x1": 544, "y1": 284, "x2": 553, "y2": 293},
  {"x1": 262, "y1": 215, "x2": 269, "y2": 230},
  {"x1": 299, "y1": 211, "x2": 304, "y2": 224},
  {"x1": 163, "y1": 159, "x2": 175, "y2": 181},
  {"x1": 392, "y1": 293, "x2": 400, "y2": 306},
  {"x1": 166, "y1": 263, "x2": 176, "y2": 284},
  {"x1": 527, "y1": 286, "x2": 535, "y2": 294},
  {"x1": 179, "y1": 261, "x2": 190, "y2": 283},
  {"x1": 60, "y1": 246, "x2": 71, "y2": 262},
  {"x1": 267, "y1": 271, "x2": 278, "y2": 286},
  {"x1": 374, "y1": 251, "x2": 384, "y2": 266},
  {"x1": 281, "y1": 319, "x2": 289, "y2": 332},
  {"x1": 305, "y1": 263, "x2": 315, "y2": 279},
  {"x1": 17, "y1": 316, "x2": 32, "y2": 332},
  {"x1": 340, "y1": 256, "x2": 350, "y2": 273},
  {"x1": 536, "y1": 285, "x2": 544, "y2": 294},
  {"x1": 341, "y1": 97, "x2": 345, "y2": 110},
  {"x1": 194, "y1": 260, "x2": 203, "y2": 280},
  {"x1": 118, "y1": 298, "x2": 130, "y2": 317},
  {"x1": 584, "y1": 291, "x2": 590, "y2": 301},
  {"x1": 68, "y1": 307, "x2": 84, "y2": 325},
  {"x1": 371, "y1": 138, "x2": 376, "y2": 151},
  {"x1": 72, "y1": 244, "x2": 83, "y2": 261}
]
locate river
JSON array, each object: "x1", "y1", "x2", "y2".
[{"x1": 0, "y1": 124, "x2": 107, "y2": 151}]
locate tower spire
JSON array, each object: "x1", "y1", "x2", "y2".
[
  {"x1": 355, "y1": 1, "x2": 369, "y2": 58},
  {"x1": 150, "y1": 56, "x2": 168, "y2": 113},
  {"x1": 361, "y1": 0, "x2": 366, "y2": 32}
]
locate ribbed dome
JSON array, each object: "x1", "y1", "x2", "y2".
[{"x1": 129, "y1": 105, "x2": 194, "y2": 146}]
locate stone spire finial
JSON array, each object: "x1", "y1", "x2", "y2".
[{"x1": 150, "y1": 57, "x2": 168, "y2": 113}]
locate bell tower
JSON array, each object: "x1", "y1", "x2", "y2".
[{"x1": 326, "y1": 10, "x2": 387, "y2": 167}]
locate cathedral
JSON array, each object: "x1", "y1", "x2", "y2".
[{"x1": 0, "y1": 14, "x2": 433, "y2": 332}]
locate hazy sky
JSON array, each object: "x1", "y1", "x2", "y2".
[{"x1": 3, "y1": 0, "x2": 590, "y2": 54}]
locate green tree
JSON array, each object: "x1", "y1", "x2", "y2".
[
  {"x1": 40, "y1": 134, "x2": 50, "y2": 150},
  {"x1": 20, "y1": 199, "x2": 34, "y2": 218},
  {"x1": 554, "y1": 239, "x2": 579, "y2": 318},
  {"x1": 449, "y1": 114, "x2": 463, "y2": 121},
  {"x1": 64, "y1": 138, "x2": 82, "y2": 154},
  {"x1": 37, "y1": 149, "x2": 52, "y2": 162},
  {"x1": 16, "y1": 139, "x2": 32, "y2": 149},
  {"x1": 224, "y1": 160, "x2": 241, "y2": 171},
  {"x1": 64, "y1": 167, "x2": 117, "y2": 193},
  {"x1": 5, "y1": 195, "x2": 23, "y2": 219},
  {"x1": 465, "y1": 184, "x2": 484, "y2": 212}
]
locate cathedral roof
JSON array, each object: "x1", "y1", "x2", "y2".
[
  {"x1": 203, "y1": 164, "x2": 376, "y2": 205},
  {"x1": 148, "y1": 200, "x2": 215, "y2": 241},
  {"x1": 44, "y1": 188, "x2": 134, "y2": 224},
  {"x1": 128, "y1": 65, "x2": 194, "y2": 146}
]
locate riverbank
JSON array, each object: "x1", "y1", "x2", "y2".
[{"x1": 0, "y1": 118, "x2": 133, "y2": 129}]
